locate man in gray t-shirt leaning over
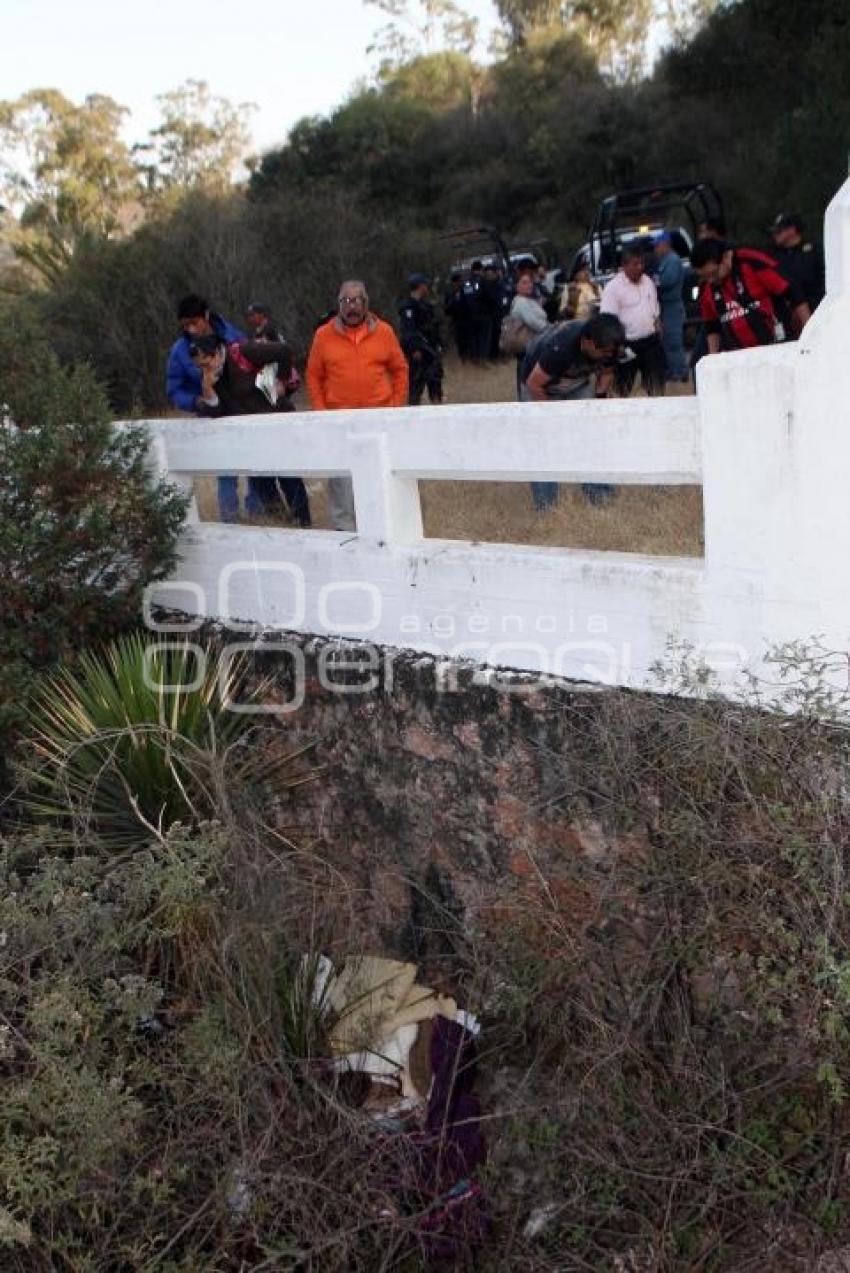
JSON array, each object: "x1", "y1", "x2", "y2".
[{"x1": 519, "y1": 313, "x2": 625, "y2": 510}]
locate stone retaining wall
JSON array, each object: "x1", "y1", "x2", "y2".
[{"x1": 247, "y1": 633, "x2": 651, "y2": 968}]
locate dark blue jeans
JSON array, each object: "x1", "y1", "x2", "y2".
[
  {"x1": 247, "y1": 477, "x2": 311, "y2": 526},
  {"x1": 217, "y1": 476, "x2": 239, "y2": 522},
  {"x1": 520, "y1": 381, "x2": 615, "y2": 510},
  {"x1": 661, "y1": 304, "x2": 687, "y2": 380},
  {"x1": 472, "y1": 318, "x2": 492, "y2": 362},
  {"x1": 217, "y1": 476, "x2": 311, "y2": 526}
]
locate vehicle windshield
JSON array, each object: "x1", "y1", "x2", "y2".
[
  {"x1": 572, "y1": 182, "x2": 722, "y2": 279},
  {"x1": 592, "y1": 184, "x2": 723, "y2": 243}
]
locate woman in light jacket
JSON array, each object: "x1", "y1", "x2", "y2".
[
  {"x1": 559, "y1": 258, "x2": 601, "y2": 322},
  {"x1": 509, "y1": 270, "x2": 549, "y2": 395}
]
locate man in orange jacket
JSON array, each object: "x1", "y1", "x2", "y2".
[{"x1": 306, "y1": 279, "x2": 408, "y2": 530}]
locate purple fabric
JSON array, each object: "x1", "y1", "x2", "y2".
[
  {"x1": 421, "y1": 1016, "x2": 485, "y2": 1186},
  {"x1": 385, "y1": 1018, "x2": 489, "y2": 1260}
]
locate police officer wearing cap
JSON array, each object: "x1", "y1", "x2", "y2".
[
  {"x1": 398, "y1": 273, "x2": 444, "y2": 406},
  {"x1": 770, "y1": 213, "x2": 825, "y2": 323},
  {"x1": 463, "y1": 260, "x2": 491, "y2": 363}
]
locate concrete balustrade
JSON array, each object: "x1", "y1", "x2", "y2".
[{"x1": 141, "y1": 178, "x2": 850, "y2": 704}]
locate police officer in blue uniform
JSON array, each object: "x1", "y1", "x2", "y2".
[{"x1": 398, "y1": 273, "x2": 444, "y2": 405}]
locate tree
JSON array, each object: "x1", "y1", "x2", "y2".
[
  {"x1": 494, "y1": 0, "x2": 654, "y2": 78},
  {"x1": 493, "y1": 0, "x2": 562, "y2": 45},
  {"x1": 496, "y1": 0, "x2": 723, "y2": 52},
  {"x1": 0, "y1": 90, "x2": 139, "y2": 283},
  {"x1": 382, "y1": 50, "x2": 481, "y2": 111},
  {"x1": 660, "y1": 0, "x2": 725, "y2": 43},
  {"x1": 139, "y1": 80, "x2": 256, "y2": 190},
  {"x1": 0, "y1": 314, "x2": 187, "y2": 762},
  {"x1": 365, "y1": 0, "x2": 479, "y2": 77}
]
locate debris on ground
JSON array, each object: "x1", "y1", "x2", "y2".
[{"x1": 307, "y1": 954, "x2": 489, "y2": 1259}]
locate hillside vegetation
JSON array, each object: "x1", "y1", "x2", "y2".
[{"x1": 2, "y1": 0, "x2": 848, "y2": 412}]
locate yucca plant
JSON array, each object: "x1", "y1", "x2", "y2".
[
  {"x1": 20, "y1": 632, "x2": 315, "y2": 848},
  {"x1": 276, "y1": 947, "x2": 338, "y2": 1062}
]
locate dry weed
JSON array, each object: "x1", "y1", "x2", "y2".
[{"x1": 191, "y1": 356, "x2": 703, "y2": 557}]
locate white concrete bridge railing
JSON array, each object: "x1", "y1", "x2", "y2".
[{"x1": 142, "y1": 178, "x2": 850, "y2": 703}]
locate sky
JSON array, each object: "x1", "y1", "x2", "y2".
[{"x1": 1, "y1": 0, "x2": 500, "y2": 157}]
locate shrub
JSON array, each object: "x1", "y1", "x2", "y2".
[
  {"x1": 0, "y1": 316, "x2": 187, "y2": 769},
  {"x1": 19, "y1": 632, "x2": 316, "y2": 849},
  {"x1": 0, "y1": 823, "x2": 413, "y2": 1272},
  {"x1": 458, "y1": 685, "x2": 850, "y2": 1269},
  {"x1": 7, "y1": 669, "x2": 850, "y2": 1268}
]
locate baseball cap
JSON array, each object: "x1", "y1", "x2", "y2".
[
  {"x1": 770, "y1": 213, "x2": 803, "y2": 234},
  {"x1": 246, "y1": 300, "x2": 271, "y2": 315},
  {"x1": 407, "y1": 272, "x2": 429, "y2": 288}
]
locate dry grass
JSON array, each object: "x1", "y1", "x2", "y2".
[
  {"x1": 9, "y1": 646, "x2": 850, "y2": 1269},
  {"x1": 193, "y1": 355, "x2": 703, "y2": 557}
]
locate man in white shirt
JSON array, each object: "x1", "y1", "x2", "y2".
[{"x1": 600, "y1": 247, "x2": 666, "y2": 396}]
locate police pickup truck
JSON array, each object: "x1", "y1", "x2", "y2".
[{"x1": 568, "y1": 182, "x2": 726, "y2": 335}]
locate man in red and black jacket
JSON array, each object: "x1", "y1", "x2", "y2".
[{"x1": 690, "y1": 240, "x2": 811, "y2": 354}]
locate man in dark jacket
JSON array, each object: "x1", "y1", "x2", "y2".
[
  {"x1": 443, "y1": 272, "x2": 470, "y2": 360},
  {"x1": 190, "y1": 333, "x2": 310, "y2": 526},
  {"x1": 519, "y1": 313, "x2": 625, "y2": 510},
  {"x1": 481, "y1": 264, "x2": 505, "y2": 360},
  {"x1": 769, "y1": 213, "x2": 825, "y2": 322},
  {"x1": 398, "y1": 274, "x2": 443, "y2": 406},
  {"x1": 166, "y1": 294, "x2": 243, "y2": 413},
  {"x1": 244, "y1": 300, "x2": 277, "y2": 340},
  {"x1": 244, "y1": 301, "x2": 301, "y2": 403},
  {"x1": 463, "y1": 261, "x2": 491, "y2": 363}
]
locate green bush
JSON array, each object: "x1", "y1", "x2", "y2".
[
  {"x1": 0, "y1": 824, "x2": 404, "y2": 1272},
  {"x1": 19, "y1": 633, "x2": 315, "y2": 849},
  {"x1": 0, "y1": 316, "x2": 187, "y2": 768}
]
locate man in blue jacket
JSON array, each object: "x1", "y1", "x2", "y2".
[
  {"x1": 652, "y1": 233, "x2": 688, "y2": 382},
  {"x1": 165, "y1": 294, "x2": 245, "y2": 520}
]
